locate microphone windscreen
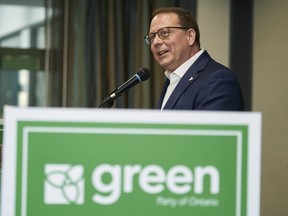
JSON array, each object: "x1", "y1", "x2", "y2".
[{"x1": 137, "y1": 68, "x2": 150, "y2": 82}]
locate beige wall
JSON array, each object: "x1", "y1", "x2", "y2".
[
  {"x1": 197, "y1": 0, "x2": 230, "y2": 67},
  {"x1": 254, "y1": 0, "x2": 288, "y2": 215},
  {"x1": 198, "y1": 0, "x2": 288, "y2": 215}
]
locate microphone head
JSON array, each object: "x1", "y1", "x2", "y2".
[{"x1": 137, "y1": 68, "x2": 150, "y2": 82}]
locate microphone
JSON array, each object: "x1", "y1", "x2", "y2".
[{"x1": 99, "y1": 68, "x2": 150, "y2": 108}]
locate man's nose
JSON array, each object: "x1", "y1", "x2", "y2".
[{"x1": 152, "y1": 34, "x2": 163, "y2": 45}]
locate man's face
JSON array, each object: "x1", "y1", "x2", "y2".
[{"x1": 149, "y1": 13, "x2": 194, "y2": 72}]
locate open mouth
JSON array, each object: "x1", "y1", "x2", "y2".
[{"x1": 158, "y1": 50, "x2": 169, "y2": 56}]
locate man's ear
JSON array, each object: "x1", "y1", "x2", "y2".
[{"x1": 187, "y1": 28, "x2": 196, "y2": 46}]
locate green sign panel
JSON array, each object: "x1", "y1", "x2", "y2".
[{"x1": 1, "y1": 107, "x2": 261, "y2": 216}]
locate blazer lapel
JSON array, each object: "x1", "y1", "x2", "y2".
[
  {"x1": 163, "y1": 66, "x2": 199, "y2": 109},
  {"x1": 163, "y1": 51, "x2": 211, "y2": 109},
  {"x1": 157, "y1": 79, "x2": 170, "y2": 109}
]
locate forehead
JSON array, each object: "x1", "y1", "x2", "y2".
[{"x1": 150, "y1": 13, "x2": 179, "y2": 32}]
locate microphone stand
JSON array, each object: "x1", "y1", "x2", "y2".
[
  {"x1": 98, "y1": 90, "x2": 122, "y2": 108},
  {"x1": 98, "y1": 98, "x2": 114, "y2": 108}
]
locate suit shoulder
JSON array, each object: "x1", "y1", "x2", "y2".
[{"x1": 195, "y1": 51, "x2": 230, "y2": 72}]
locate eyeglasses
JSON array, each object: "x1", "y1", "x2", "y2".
[{"x1": 144, "y1": 26, "x2": 190, "y2": 45}]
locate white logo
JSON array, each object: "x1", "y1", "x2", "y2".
[
  {"x1": 44, "y1": 164, "x2": 84, "y2": 205},
  {"x1": 91, "y1": 164, "x2": 220, "y2": 205}
]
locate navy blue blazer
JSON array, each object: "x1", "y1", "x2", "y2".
[{"x1": 157, "y1": 51, "x2": 244, "y2": 111}]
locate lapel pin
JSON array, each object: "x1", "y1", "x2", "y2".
[{"x1": 189, "y1": 76, "x2": 194, "y2": 81}]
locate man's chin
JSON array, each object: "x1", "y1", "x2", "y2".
[
  {"x1": 159, "y1": 62, "x2": 174, "y2": 71},
  {"x1": 159, "y1": 61, "x2": 170, "y2": 68}
]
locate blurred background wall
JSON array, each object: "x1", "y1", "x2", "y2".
[
  {"x1": 0, "y1": 0, "x2": 287, "y2": 215},
  {"x1": 198, "y1": 1, "x2": 288, "y2": 215},
  {"x1": 253, "y1": 0, "x2": 288, "y2": 215}
]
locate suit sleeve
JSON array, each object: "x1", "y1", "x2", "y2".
[{"x1": 194, "y1": 69, "x2": 244, "y2": 111}]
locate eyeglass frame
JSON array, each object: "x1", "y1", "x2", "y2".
[{"x1": 144, "y1": 26, "x2": 190, "y2": 45}]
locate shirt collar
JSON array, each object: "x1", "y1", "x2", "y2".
[{"x1": 165, "y1": 49, "x2": 205, "y2": 80}]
